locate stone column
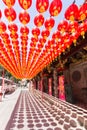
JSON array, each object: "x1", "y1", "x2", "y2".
[{"x1": 53, "y1": 68, "x2": 58, "y2": 98}]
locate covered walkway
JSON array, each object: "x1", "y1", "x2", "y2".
[{"x1": 0, "y1": 88, "x2": 87, "y2": 130}]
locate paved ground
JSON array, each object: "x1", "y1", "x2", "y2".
[
  {"x1": 0, "y1": 88, "x2": 87, "y2": 130},
  {"x1": 0, "y1": 88, "x2": 21, "y2": 130}
]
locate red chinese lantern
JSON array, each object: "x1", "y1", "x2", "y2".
[
  {"x1": 47, "y1": 39, "x2": 55, "y2": 49},
  {"x1": 52, "y1": 30, "x2": 61, "y2": 42},
  {"x1": 62, "y1": 33, "x2": 72, "y2": 49},
  {"x1": 0, "y1": 10, "x2": 2, "y2": 19},
  {"x1": 49, "y1": 0, "x2": 62, "y2": 16},
  {"x1": 20, "y1": 26, "x2": 29, "y2": 35},
  {"x1": 18, "y1": 0, "x2": 32, "y2": 10},
  {"x1": 1, "y1": 32, "x2": 9, "y2": 39},
  {"x1": 39, "y1": 38, "x2": 46, "y2": 45},
  {"x1": 4, "y1": 7, "x2": 16, "y2": 22},
  {"x1": 78, "y1": 3, "x2": 87, "y2": 22},
  {"x1": 12, "y1": 40, "x2": 19, "y2": 46},
  {"x1": 31, "y1": 37, "x2": 38, "y2": 43},
  {"x1": 78, "y1": 23, "x2": 86, "y2": 38},
  {"x1": 8, "y1": 23, "x2": 18, "y2": 33},
  {"x1": 2, "y1": 0, "x2": 15, "y2": 8},
  {"x1": 32, "y1": 28, "x2": 40, "y2": 38},
  {"x1": 20, "y1": 35, "x2": 28, "y2": 41},
  {"x1": 45, "y1": 17, "x2": 55, "y2": 30},
  {"x1": 0, "y1": 21, "x2": 6, "y2": 34},
  {"x1": 68, "y1": 21, "x2": 79, "y2": 33},
  {"x1": 19, "y1": 11, "x2": 30, "y2": 25},
  {"x1": 41, "y1": 29, "x2": 50, "y2": 39},
  {"x1": 10, "y1": 33, "x2": 18, "y2": 40},
  {"x1": 70, "y1": 31, "x2": 80, "y2": 46},
  {"x1": 34, "y1": 14, "x2": 44, "y2": 27},
  {"x1": 57, "y1": 20, "x2": 68, "y2": 34},
  {"x1": 36, "y1": 0, "x2": 49, "y2": 13},
  {"x1": 65, "y1": 3, "x2": 79, "y2": 22}
]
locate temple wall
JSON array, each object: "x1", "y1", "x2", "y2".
[{"x1": 64, "y1": 61, "x2": 87, "y2": 103}]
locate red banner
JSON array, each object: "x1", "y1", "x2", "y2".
[
  {"x1": 48, "y1": 78, "x2": 52, "y2": 95},
  {"x1": 58, "y1": 75, "x2": 65, "y2": 101}
]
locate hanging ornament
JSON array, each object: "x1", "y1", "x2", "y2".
[
  {"x1": 39, "y1": 38, "x2": 46, "y2": 45},
  {"x1": 4, "y1": 7, "x2": 16, "y2": 22},
  {"x1": 10, "y1": 33, "x2": 18, "y2": 40},
  {"x1": 45, "y1": 17, "x2": 55, "y2": 30},
  {"x1": 78, "y1": 3, "x2": 87, "y2": 22},
  {"x1": 52, "y1": 30, "x2": 61, "y2": 42},
  {"x1": 70, "y1": 31, "x2": 80, "y2": 46},
  {"x1": 1, "y1": 32, "x2": 9, "y2": 40},
  {"x1": 68, "y1": 21, "x2": 79, "y2": 34},
  {"x1": 34, "y1": 14, "x2": 44, "y2": 27},
  {"x1": 41, "y1": 29, "x2": 50, "y2": 40},
  {"x1": 31, "y1": 37, "x2": 38, "y2": 44},
  {"x1": 19, "y1": 11, "x2": 30, "y2": 25},
  {"x1": 65, "y1": 3, "x2": 78, "y2": 22},
  {"x1": 78, "y1": 23, "x2": 86, "y2": 39},
  {"x1": 2, "y1": 0, "x2": 15, "y2": 8},
  {"x1": 18, "y1": 0, "x2": 32, "y2": 10},
  {"x1": 20, "y1": 26, "x2": 29, "y2": 35},
  {"x1": 32, "y1": 27, "x2": 40, "y2": 39},
  {"x1": 57, "y1": 20, "x2": 68, "y2": 34},
  {"x1": 20, "y1": 35, "x2": 28, "y2": 41},
  {"x1": 8, "y1": 23, "x2": 18, "y2": 33},
  {"x1": 12, "y1": 40, "x2": 19, "y2": 46},
  {"x1": 62, "y1": 32, "x2": 72, "y2": 49},
  {"x1": 36, "y1": 0, "x2": 49, "y2": 13},
  {"x1": 49, "y1": 0, "x2": 62, "y2": 16},
  {"x1": 0, "y1": 21, "x2": 6, "y2": 34}
]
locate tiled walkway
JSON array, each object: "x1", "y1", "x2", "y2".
[{"x1": 0, "y1": 88, "x2": 87, "y2": 130}]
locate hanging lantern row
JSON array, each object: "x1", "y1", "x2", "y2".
[
  {"x1": 18, "y1": 0, "x2": 32, "y2": 10},
  {"x1": 2, "y1": 0, "x2": 16, "y2": 8},
  {"x1": 65, "y1": 3, "x2": 87, "y2": 22},
  {"x1": 34, "y1": 14, "x2": 44, "y2": 27},
  {"x1": 2, "y1": 0, "x2": 62, "y2": 17},
  {"x1": 0, "y1": 1, "x2": 87, "y2": 79},
  {"x1": 0, "y1": 40, "x2": 19, "y2": 78},
  {"x1": 4, "y1": 7, "x2": 16, "y2": 22},
  {"x1": 49, "y1": 0, "x2": 62, "y2": 16}
]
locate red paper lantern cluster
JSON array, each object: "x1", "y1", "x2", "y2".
[
  {"x1": 18, "y1": 0, "x2": 32, "y2": 10},
  {"x1": 49, "y1": 0, "x2": 62, "y2": 16},
  {"x1": 2, "y1": 0, "x2": 15, "y2": 8},
  {"x1": 19, "y1": 11, "x2": 30, "y2": 25},
  {"x1": 78, "y1": 3, "x2": 87, "y2": 21},
  {"x1": 0, "y1": 21, "x2": 6, "y2": 34},
  {"x1": 34, "y1": 14, "x2": 44, "y2": 27},
  {"x1": 32, "y1": 27, "x2": 40, "y2": 39},
  {"x1": 65, "y1": 4, "x2": 79, "y2": 21},
  {"x1": 36, "y1": 0, "x2": 49, "y2": 13},
  {"x1": 57, "y1": 20, "x2": 68, "y2": 34},
  {"x1": 41, "y1": 29, "x2": 50, "y2": 39},
  {"x1": 0, "y1": 0, "x2": 87, "y2": 79},
  {"x1": 45, "y1": 17, "x2": 55, "y2": 30},
  {"x1": 4, "y1": 8, "x2": 16, "y2": 22}
]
